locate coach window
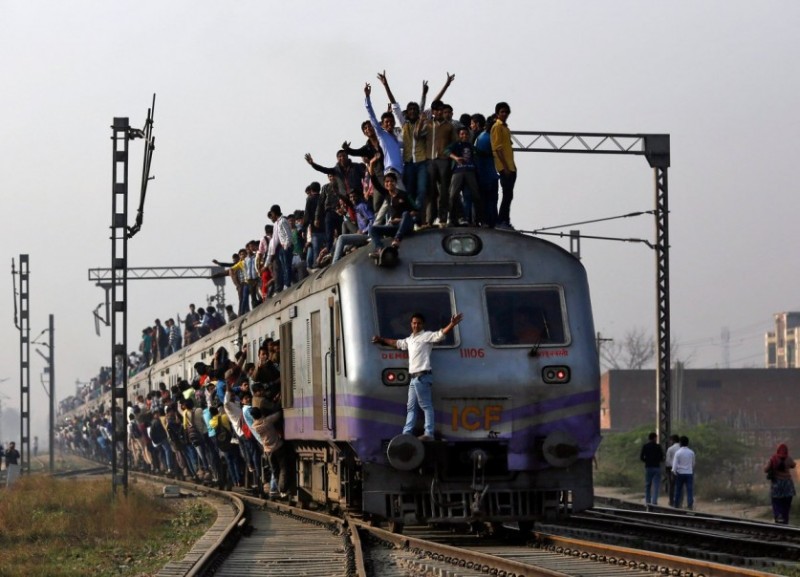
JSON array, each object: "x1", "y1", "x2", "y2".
[
  {"x1": 374, "y1": 287, "x2": 457, "y2": 346},
  {"x1": 485, "y1": 286, "x2": 568, "y2": 346}
]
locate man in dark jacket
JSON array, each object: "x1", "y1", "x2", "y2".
[{"x1": 640, "y1": 432, "x2": 665, "y2": 506}]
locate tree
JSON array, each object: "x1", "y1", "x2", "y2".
[
  {"x1": 599, "y1": 327, "x2": 655, "y2": 370},
  {"x1": 598, "y1": 327, "x2": 689, "y2": 371}
]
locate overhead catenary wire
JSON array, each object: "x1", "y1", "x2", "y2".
[
  {"x1": 532, "y1": 210, "x2": 655, "y2": 233},
  {"x1": 521, "y1": 209, "x2": 657, "y2": 248}
]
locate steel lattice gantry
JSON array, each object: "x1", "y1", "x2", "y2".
[
  {"x1": 88, "y1": 266, "x2": 227, "y2": 308},
  {"x1": 511, "y1": 130, "x2": 671, "y2": 440}
]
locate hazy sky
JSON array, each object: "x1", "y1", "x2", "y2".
[{"x1": 1, "y1": 1, "x2": 798, "y2": 440}]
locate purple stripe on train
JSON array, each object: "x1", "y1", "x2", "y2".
[{"x1": 283, "y1": 387, "x2": 600, "y2": 468}]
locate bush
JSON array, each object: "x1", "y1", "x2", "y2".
[{"x1": 596, "y1": 422, "x2": 751, "y2": 500}]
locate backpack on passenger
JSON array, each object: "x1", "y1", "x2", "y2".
[{"x1": 215, "y1": 422, "x2": 232, "y2": 452}]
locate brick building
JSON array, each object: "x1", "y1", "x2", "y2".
[{"x1": 601, "y1": 368, "x2": 800, "y2": 433}]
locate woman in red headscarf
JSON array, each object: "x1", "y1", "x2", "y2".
[{"x1": 765, "y1": 443, "x2": 796, "y2": 524}]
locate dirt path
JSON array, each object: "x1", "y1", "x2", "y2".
[{"x1": 595, "y1": 486, "x2": 775, "y2": 522}]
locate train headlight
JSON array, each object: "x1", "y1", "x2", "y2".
[
  {"x1": 542, "y1": 365, "x2": 570, "y2": 384},
  {"x1": 443, "y1": 233, "x2": 482, "y2": 256},
  {"x1": 382, "y1": 368, "x2": 409, "y2": 386}
]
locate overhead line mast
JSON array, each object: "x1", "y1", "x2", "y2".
[
  {"x1": 109, "y1": 95, "x2": 156, "y2": 496},
  {"x1": 513, "y1": 130, "x2": 671, "y2": 443}
]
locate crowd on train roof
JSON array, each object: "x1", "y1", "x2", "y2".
[
  {"x1": 63, "y1": 70, "x2": 519, "y2": 411},
  {"x1": 121, "y1": 72, "x2": 519, "y2": 376}
]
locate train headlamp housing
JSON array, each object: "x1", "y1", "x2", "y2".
[
  {"x1": 443, "y1": 233, "x2": 482, "y2": 256},
  {"x1": 382, "y1": 368, "x2": 409, "y2": 386},
  {"x1": 542, "y1": 365, "x2": 570, "y2": 384}
]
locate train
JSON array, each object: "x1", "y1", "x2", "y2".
[{"x1": 126, "y1": 226, "x2": 601, "y2": 529}]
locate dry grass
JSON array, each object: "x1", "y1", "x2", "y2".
[{"x1": 0, "y1": 475, "x2": 214, "y2": 577}]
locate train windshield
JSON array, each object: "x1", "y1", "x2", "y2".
[
  {"x1": 374, "y1": 287, "x2": 457, "y2": 346},
  {"x1": 485, "y1": 286, "x2": 568, "y2": 346}
]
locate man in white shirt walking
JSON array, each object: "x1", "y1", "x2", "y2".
[
  {"x1": 672, "y1": 436, "x2": 696, "y2": 509},
  {"x1": 372, "y1": 311, "x2": 463, "y2": 441}
]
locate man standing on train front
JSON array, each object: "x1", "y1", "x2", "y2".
[{"x1": 372, "y1": 311, "x2": 463, "y2": 441}]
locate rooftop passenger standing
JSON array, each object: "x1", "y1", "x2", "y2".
[
  {"x1": 765, "y1": 443, "x2": 796, "y2": 524},
  {"x1": 415, "y1": 100, "x2": 456, "y2": 227},
  {"x1": 257, "y1": 225, "x2": 274, "y2": 299},
  {"x1": 267, "y1": 205, "x2": 294, "y2": 293},
  {"x1": 364, "y1": 82, "x2": 403, "y2": 178},
  {"x1": 314, "y1": 175, "x2": 345, "y2": 253},
  {"x1": 184, "y1": 303, "x2": 201, "y2": 345},
  {"x1": 302, "y1": 182, "x2": 324, "y2": 271},
  {"x1": 490, "y1": 101, "x2": 517, "y2": 230},
  {"x1": 372, "y1": 312, "x2": 464, "y2": 441},
  {"x1": 377, "y1": 71, "x2": 456, "y2": 214},
  {"x1": 166, "y1": 318, "x2": 182, "y2": 354},
  {"x1": 472, "y1": 114, "x2": 499, "y2": 228},
  {"x1": 342, "y1": 121, "x2": 383, "y2": 214},
  {"x1": 304, "y1": 150, "x2": 365, "y2": 197},
  {"x1": 446, "y1": 126, "x2": 484, "y2": 226},
  {"x1": 154, "y1": 319, "x2": 169, "y2": 361},
  {"x1": 243, "y1": 241, "x2": 263, "y2": 310},
  {"x1": 640, "y1": 432, "x2": 665, "y2": 507}
]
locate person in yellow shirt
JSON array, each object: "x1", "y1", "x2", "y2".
[{"x1": 490, "y1": 102, "x2": 517, "y2": 230}]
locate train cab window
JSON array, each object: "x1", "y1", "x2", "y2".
[
  {"x1": 374, "y1": 288, "x2": 457, "y2": 346},
  {"x1": 485, "y1": 286, "x2": 568, "y2": 346}
]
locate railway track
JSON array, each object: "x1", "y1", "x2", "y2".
[
  {"x1": 135, "y1": 472, "x2": 781, "y2": 577},
  {"x1": 45, "y1": 465, "x2": 792, "y2": 576},
  {"x1": 351, "y1": 518, "x2": 780, "y2": 577}
]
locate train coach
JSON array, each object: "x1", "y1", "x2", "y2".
[{"x1": 129, "y1": 226, "x2": 601, "y2": 529}]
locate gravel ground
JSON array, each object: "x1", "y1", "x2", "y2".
[{"x1": 594, "y1": 485, "x2": 775, "y2": 521}]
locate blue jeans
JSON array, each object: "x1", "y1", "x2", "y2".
[
  {"x1": 222, "y1": 446, "x2": 243, "y2": 486},
  {"x1": 276, "y1": 245, "x2": 293, "y2": 292},
  {"x1": 645, "y1": 467, "x2": 661, "y2": 505},
  {"x1": 307, "y1": 232, "x2": 325, "y2": 269},
  {"x1": 239, "y1": 283, "x2": 251, "y2": 316},
  {"x1": 333, "y1": 234, "x2": 369, "y2": 262},
  {"x1": 674, "y1": 473, "x2": 694, "y2": 509},
  {"x1": 403, "y1": 374, "x2": 434, "y2": 437},
  {"x1": 323, "y1": 212, "x2": 343, "y2": 251},
  {"x1": 160, "y1": 444, "x2": 174, "y2": 473},
  {"x1": 368, "y1": 212, "x2": 415, "y2": 250},
  {"x1": 403, "y1": 159, "x2": 429, "y2": 211}
]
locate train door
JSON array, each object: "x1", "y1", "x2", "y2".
[{"x1": 302, "y1": 294, "x2": 341, "y2": 440}]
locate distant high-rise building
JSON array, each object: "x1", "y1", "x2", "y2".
[{"x1": 765, "y1": 312, "x2": 800, "y2": 368}]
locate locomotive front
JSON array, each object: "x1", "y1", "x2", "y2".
[{"x1": 340, "y1": 228, "x2": 601, "y2": 528}]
